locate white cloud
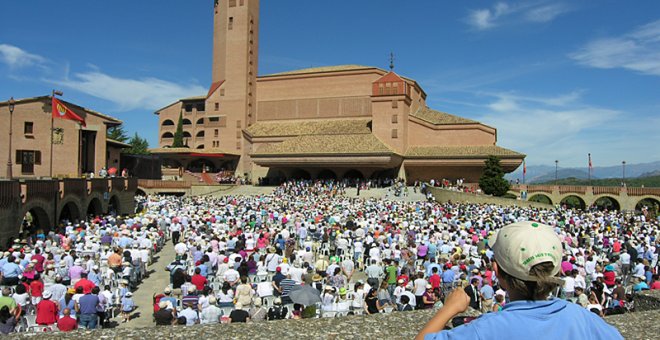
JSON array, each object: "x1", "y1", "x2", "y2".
[
  {"x1": 570, "y1": 20, "x2": 660, "y2": 76},
  {"x1": 54, "y1": 70, "x2": 207, "y2": 111},
  {"x1": 466, "y1": 2, "x2": 571, "y2": 31},
  {"x1": 0, "y1": 44, "x2": 47, "y2": 69}
]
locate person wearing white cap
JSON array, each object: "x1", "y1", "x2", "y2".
[{"x1": 417, "y1": 221, "x2": 623, "y2": 340}]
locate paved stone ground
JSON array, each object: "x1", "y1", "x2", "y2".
[{"x1": 114, "y1": 242, "x2": 176, "y2": 329}]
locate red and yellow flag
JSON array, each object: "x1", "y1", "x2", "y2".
[{"x1": 52, "y1": 97, "x2": 86, "y2": 126}]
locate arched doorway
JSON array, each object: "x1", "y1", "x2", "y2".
[
  {"x1": 343, "y1": 169, "x2": 364, "y2": 180},
  {"x1": 135, "y1": 189, "x2": 147, "y2": 197},
  {"x1": 21, "y1": 207, "x2": 50, "y2": 241},
  {"x1": 317, "y1": 169, "x2": 337, "y2": 180},
  {"x1": 560, "y1": 195, "x2": 586, "y2": 210},
  {"x1": 59, "y1": 201, "x2": 81, "y2": 224},
  {"x1": 636, "y1": 197, "x2": 660, "y2": 215},
  {"x1": 87, "y1": 198, "x2": 103, "y2": 217},
  {"x1": 108, "y1": 195, "x2": 120, "y2": 216},
  {"x1": 289, "y1": 169, "x2": 311, "y2": 180},
  {"x1": 593, "y1": 196, "x2": 620, "y2": 211},
  {"x1": 529, "y1": 194, "x2": 553, "y2": 205}
]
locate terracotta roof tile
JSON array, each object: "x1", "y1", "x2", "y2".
[
  {"x1": 405, "y1": 145, "x2": 525, "y2": 158},
  {"x1": 411, "y1": 107, "x2": 478, "y2": 125},
  {"x1": 252, "y1": 134, "x2": 394, "y2": 156},
  {"x1": 261, "y1": 65, "x2": 377, "y2": 77},
  {"x1": 246, "y1": 119, "x2": 372, "y2": 137}
]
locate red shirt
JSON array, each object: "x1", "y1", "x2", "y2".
[
  {"x1": 191, "y1": 274, "x2": 208, "y2": 291},
  {"x1": 30, "y1": 280, "x2": 44, "y2": 297},
  {"x1": 36, "y1": 300, "x2": 58, "y2": 325},
  {"x1": 32, "y1": 254, "x2": 45, "y2": 272},
  {"x1": 429, "y1": 274, "x2": 441, "y2": 289},
  {"x1": 57, "y1": 315, "x2": 78, "y2": 332},
  {"x1": 74, "y1": 278, "x2": 96, "y2": 294}
]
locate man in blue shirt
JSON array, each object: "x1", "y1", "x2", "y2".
[
  {"x1": 78, "y1": 291, "x2": 100, "y2": 329},
  {"x1": 1, "y1": 256, "x2": 22, "y2": 285},
  {"x1": 417, "y1": 221, "x2": 623, "y2": 340}
]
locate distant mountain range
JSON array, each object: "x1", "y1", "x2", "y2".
[{"x1": 505, "y1": 161, "x2": 660, "y2": 184}]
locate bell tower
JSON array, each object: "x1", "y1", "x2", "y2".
[{"x1": 207, "y1": 0, "x2": 259, "y2": 178}]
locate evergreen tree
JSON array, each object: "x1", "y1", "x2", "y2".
[
  {"x1": 124, "y1": 132, "x2": 151, "y2": 155},
  {"x1": 107, "y1": 125, "x2": 129, "y2": 143},
  {"x1": 479, "y1": 155, "x2": 511, "y2": 196},
  {"x1": 172, "y1": 111, "x2": 185, "y2": 147}
]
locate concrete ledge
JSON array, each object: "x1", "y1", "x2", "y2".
[
  {"x1": 428, "y1": 187, "x2": 554, "y2": 209},
  {"x1": 634, "y1": 290, "x2": 660, "y2": 312}
]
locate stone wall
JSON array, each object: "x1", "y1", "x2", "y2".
[
  {"x1": 10, "y1": 303, "x2": 660, "y2": 340},
  {"x1": 428, "y1": 186, "x2": 554, "y2": 209}
]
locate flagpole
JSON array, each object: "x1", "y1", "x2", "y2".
[
  {"x1": 588, "y1": 153, "x2": 591, "y2": 185},
  {"x1": 50, "y1": 90, "x2": 63, "y2": 178},
  {"x1": 523, "y1": 160, "x2": 526, "y2": 184}
]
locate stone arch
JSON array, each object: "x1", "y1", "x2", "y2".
[
  {"x1": 593, "y1": 195, "x2": 620, "y2": 211},
  {"x1": 196, "y1": 118, "x2": 204, "y2": 125},
  {"x1": 161, "y1": 132, "x2": 174, "y2": 139},
  {"x1": 196, "y1": 144, "x2": 205, "y2": 149},
  {"x1": 317, "y1": 169, "x2": 337, "y2": 180},
  {"x1": 182, "y1": 119, "x2": 192, "y2": 126},
  {"x1": 343, "y1": 169, "x2": 364, "y2": 179},
  {"x1": 59, "y1": 200, "x2": 81, "y2": 224},
  {"x1": 183, "y1": 131, "x2": 192, "y2": 138},
  {"x1": 528, "y1": 193, "x2": 553, "y2": 205},
  {"x1": 196, "y1": 131, "x2": 205, "y2": 137},
  {"x1": 636, "y1": 197, "x2": 660, "y2": 214},
  {"x1": 560, "y1": 195, "x2": 586, "y2": 210},
  {"x1": 289, "y1": 169, "x2": 311, "y2": 180},
  {"x1": 87, "y1": 197, "x2": 103, "y2": 217},
  {"x1": 21, "y1": 201, "x2": 52, "y2": 238},
  {"x1": 108, "y1": 195, "x2": 121, "y2": 216},
  {"x1": 161, "y1": 119, "x2": 175, "y2": 126},
  {"x1": 135, "y1": 188, "x2": 147, "y2": 197}
]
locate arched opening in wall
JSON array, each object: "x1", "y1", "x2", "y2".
[
  {"x1": 108, "y1": 195, "x2": 120, "y2": 216},
  {"x1": 196, "y1": 144, "x2": 205, "y2": 149},
  {"x1": 196, "y1": 118, "x2": 204, "y2": 125},
  {"x1": 636, "y1": 198, "x2": 660, "y2": 216},
  {"x1": 135, "y1": 189, "x2": 147, "y2": 197},
  {"x1": 263, "y1": 169, "x2": 286, "y2": 186},
  {"x1": 560, "y1": 195, "x2": 586, "y2": 210},
  {"x1": 528, "y1": 194, "x2": 553, "y2": 205},
  {"x1": 196, "y1": 131, "x2": 205, "y2": 137},
  {"x1": 59, "y1": 201, "x2": 81, "y2": 224},
  {"x1": 20, "y1": 207, "x2": 50, "y2": 241},
  {"x1": 289, "y1": 169, "x2": 311, "y2": 180},
  {"x1": 182, "y1": 119, "x2": 192, "y2": 126},
  {"x1": 87, "y1": 198, "x2": 103, "y2": 218},
  {"x1": 343, "y1": 169, "x2": 364, "y2": 180},
  {"x1": 161, "y1": 132, "x2": 174, "y2": 139},
  {"x1": 317, "y1": 169, "x2": 337, "y2": 180},
  {"x1": 162, "y1": 159, "x2": 182, "y2": 169},
  {"x1": 189, "y1": 158, "x2": 218, "y2": 173},
  {"x1": 182, "y1": 131, "x2": 192, "y2": 138},
  {"x1": 593, "y1": 196, "x2": 620, "y2": 211},
  {"x1": 161, "y1": 119, "x2": 175, "y2": 127}
]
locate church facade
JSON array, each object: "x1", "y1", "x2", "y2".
[{"x1": 154, "y1": 0, "x2": 524, "y2": 183}]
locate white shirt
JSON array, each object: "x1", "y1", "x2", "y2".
[{"x1": 180, "y1": 307, "x2": 199, "y2": 325}]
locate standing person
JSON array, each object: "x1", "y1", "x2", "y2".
[
  {"x1": 170, "y1": 219, "x2": 182, "y2": 246},
  {"x1": 121, "y1": 292, "x2": 135, "y2": 323},
  {"x1": 416, "y1": 221, "x2": 623, "y2": 339},
  {"x1": 464, "y1": 278, "x2": 481, "y2": 311},
  {"x1": 76, "y1": 288, "x2": 100, "y2": 329}
]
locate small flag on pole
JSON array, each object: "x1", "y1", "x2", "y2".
[
  {"x1": 588, "y1": 153, "x2": 592, "y2": 170},
  {"x1": 52, "y1": 97, "x2": 86, "y2": 126}
]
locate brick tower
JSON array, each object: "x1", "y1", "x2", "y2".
[{"x1": 206, "y1": 0, "x2": 259, "y2": 177}]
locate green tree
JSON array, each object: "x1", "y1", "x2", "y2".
[
  {"x1": 107, "y1": 125, "x2": 129, "y2": 143},
  {"x1": 124, "y1": 132, "x2": 151, "y2": 155},
  {"x1": 479, "y1": 155, "x2": 511, "y2": 196},
  {"x1": 172, "y1": 111, "x2": 185, "y2": 147}
]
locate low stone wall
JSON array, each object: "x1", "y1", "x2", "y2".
[
  {"x1": 428, "y1": 187, "x2": 554, "y2": 209},
  {"x1": 12, "y1": 304, "x2": 660, "y2": 340},
  {"x1": 634, "y1": 290, "x2": 660, "y2": 312}
]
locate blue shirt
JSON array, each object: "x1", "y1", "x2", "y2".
[
  {"x1": 424, "y1": 298, "x2": 623, "y2": 340},
  {"x1": 1, "y1": 263, "x2": 21, "y2": 278},
  {"x1": 78, "y1": 294, "x2": 99, "y2": 314},
  {"x1": 441, "y1": 270, "x2": 455, "y2": 283},
  {"x1": 480, "y1": 285, "x2": 494, "y2": 300}
]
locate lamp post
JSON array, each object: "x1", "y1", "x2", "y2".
[
  {"x1": 622, "y1": 161, "x2": 626, "y2": 186},
  {"x1": 6, "y1": 97, "x2": 15, "y2": 179},
  {"x1": 555, "y1": 160, "x2": 559, "y2": 185}
]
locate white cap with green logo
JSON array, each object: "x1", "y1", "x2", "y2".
[{"x1": 488, "y1": 221, "x2": 563, "y2": 282}]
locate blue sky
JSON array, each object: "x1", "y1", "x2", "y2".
[{"x1": 1, "y1": 0, "x2": 659, "y2": 167}]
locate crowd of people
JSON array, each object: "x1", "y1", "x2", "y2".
[
  {"x1": 1, "y1": 178, "x2": 658, "y2": 334},
  {"x1": 0, "y1": 210, "x2": 163, "y2": 333}
]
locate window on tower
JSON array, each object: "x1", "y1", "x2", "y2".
[
  {"x1": 215, "y1": 102, "x2": 220, "y2": 111},
  {"x1": 185, "y1": 104, "x2": 193, "y2": 112},
  {"x1": 229, "y1": 17, "x2": 234, "y2": 30},
  {"x1": 229, "y1": 0, "x2": 236, "y2": 7},
  {"x1": 196, "y1": 103, "x2": 205, "y2": 112}
]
